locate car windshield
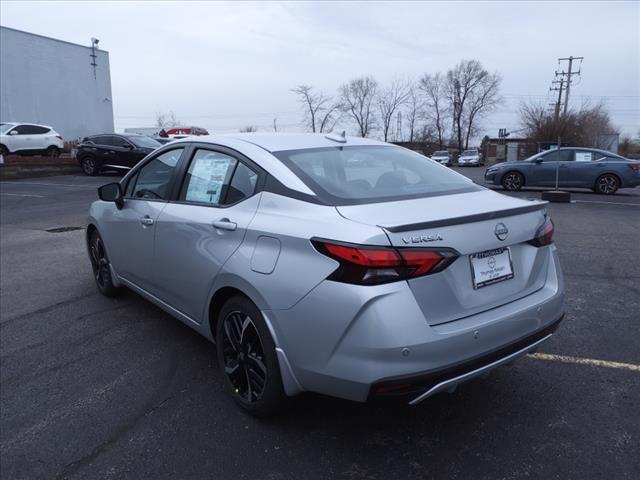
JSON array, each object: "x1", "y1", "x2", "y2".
[
  {"x1": 274, "y1": 145, "x2": 477, "y2": 205},
  {"x1": 433, "y1": 151, "x2": 448, "y2": 156},
  {"x1": 462, "y1": 150, "x2": 477, "y2": 155},
  {"x1": 0, "y1": 123, "x2": 15, "y2": 133},
  {"x1": 127, "y1": 135, "x2": 161, "y2": 148}
]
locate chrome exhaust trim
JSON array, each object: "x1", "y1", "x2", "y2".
[{"x1": 408, "y1": 333, "x2": 553, "y2": 406}]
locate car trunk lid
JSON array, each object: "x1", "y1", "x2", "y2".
[{"x1": 336, "y1": 189, "x2": 550, "y2": 325}]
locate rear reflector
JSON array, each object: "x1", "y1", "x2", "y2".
[{"x1": 312, "y1": 239, "x2": 458, "y2": 285}]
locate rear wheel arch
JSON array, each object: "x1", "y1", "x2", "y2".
[
  {"x1": 0, "y1": 144, "x2": 9, "y2": 155},
  {"x1": 208, "y1": 286, "x2": 252, "y2": 342}
]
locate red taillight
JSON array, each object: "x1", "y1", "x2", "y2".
[
  {"x1": 323, "y1": 243, "x2": 400, "y2": 267},
  {"x1": 528, "y1": 217, "x2": 554, "y2": 247},
  {"x1": 629, "y1": 163, "x2": 640, "y2": 171},
  {"x1": 313, "y1": 239, "x2": 458, "y2": 285}
]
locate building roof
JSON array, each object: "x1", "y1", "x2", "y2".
[{"x1": 0, "y1": 26, "x2": 108, "y2": 53}]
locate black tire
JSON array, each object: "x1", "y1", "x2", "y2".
[
  {"x1": 46, "y1": 146, "x2": 60, "y2": 158},
  {"x1": 595, "y1": 174, "x2": 619, "y2": 195},
  {"x1": 216, "y1": 295, "x2": 288, "y2": 417},
  {"x1": 502, "y1": 171, "x2": 524, "y2": 191},
  {"x1": 88, "y1": 230, "x2": 119, "y2": 297},
  {"x1": 81, "y1": 156, "x2": 99, "y2": 176},
  {"x1": 0, "y1": 144, "x2": 9, "y2": 156}
]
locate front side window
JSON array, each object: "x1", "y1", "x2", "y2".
[
  {"x1": 181, "y1": 150, "x2": 238, "y2": 205},
  {"x1": 274, "y1": 146, "x2": 477, "y2": 204},
  {"x1": 130, "y1": 148, "x2": 183, "y2": 200},
  {"x1": 541, "y1": 150, "x2": 573, "y2": 162}
]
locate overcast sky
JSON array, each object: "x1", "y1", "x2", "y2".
[{"x1": 1, "y1": 1, "x2": 638, "y2": 139}]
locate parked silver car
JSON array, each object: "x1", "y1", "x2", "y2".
[
  {"x1": 431, "y1": 150, "x2": 451, "y2": 166},
  {"x1": 458, "y1": 149, "x2": 483, "y2": 166},
  {"x1": 88, "y1": 133, "x2": 565, "y2": 416}
]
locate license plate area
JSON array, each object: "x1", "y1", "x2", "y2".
[{"x1": 469, "y1": 247, "x2": 514, "y2": 289}]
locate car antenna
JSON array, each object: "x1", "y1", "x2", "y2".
[{"x1": 325, "y1": 130, "x2": 347, "y2": 143}]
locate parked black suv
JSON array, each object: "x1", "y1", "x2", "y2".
[{"x1": 76, "y1": 134, "x2": 161, "y2": 176}]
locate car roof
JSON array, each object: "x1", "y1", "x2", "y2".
[
  {"x1": 3, "y1": 122, "x2": 53, "y2": 129},
  {"x1": 171, "y1": 132, "x2": 389, "y2": 153}
]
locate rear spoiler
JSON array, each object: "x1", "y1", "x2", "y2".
[{"x1": 381, "y1": 202, "x2": 547, "y2": 233}]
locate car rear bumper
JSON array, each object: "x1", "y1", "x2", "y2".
[{"x1": 267, "y1": 246, "x2": 565, "y2": 402}]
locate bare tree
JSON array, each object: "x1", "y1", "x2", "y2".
[
  {"x1": 155, "y1": 111, "x2": 180, "y2": 128},
  {"x1": 419, "y1": 73, "x2": 448, "y2": 148},
  {"x1": 239, "y1": 125, "x2": 258, "y2": 133},
  {"x1": 377, "y1": 78, "x2": 409, "y2": 142},
  {"x1": 272, "y1": 115, "x2": 278, "y2": 132},
  {"x1": 404, "y1": 82, "x2": 425, "y2": 143},
  {"x1": 445, "y1": 60, "x2": 502, "y2": 151},
  {"x1": 339, "y1": 76, "x2": 379, "y2": 137},
  {"x1": 291, "y1": 85, "x2": 339, "y2": 133},
  {"x1": 519, "y1": 99, "x2": 618, "y2": 147}
]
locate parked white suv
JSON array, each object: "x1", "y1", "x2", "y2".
[{"x1": 0, "y1": 123, "x2": 64, "y2": 157}]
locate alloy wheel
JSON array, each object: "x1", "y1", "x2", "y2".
[
  {"x1": 89, "y1": 234, "x2": 110, "y2": 289},
  {"x1": 82, "y1": 158, "x2": 95, "y2": 175},
  {"x1": 503, "y1": 172, "x2": 523, "y2": 191},
  {"x1": 597, "y1": 175, "x2": 618, "y2": 194},
  {"x1": 221, "y1": 311, "x2": 268, "y2": 403}
]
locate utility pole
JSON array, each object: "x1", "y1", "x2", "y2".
[
  {"x1": 557, "y1": 56, "x2": 583, "y2": 115},
  {"x1": 549, "y1": 77, "x2": 565, "y2": 121}
]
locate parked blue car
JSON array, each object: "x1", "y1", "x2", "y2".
[{"x1": 484, "y1": 148, "x2": 640, "y2": 194}]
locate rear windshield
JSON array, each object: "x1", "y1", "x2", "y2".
[{"x1": 273, "y1": 146, "x2": 478, "y2": 205}]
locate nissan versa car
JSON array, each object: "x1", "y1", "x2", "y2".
[
  {"x1": 87, "y1": 133, "x2": 564, "y2": 416},
  {"x1": 485, "y1": 147, "x2": 640, "y2": 194}
]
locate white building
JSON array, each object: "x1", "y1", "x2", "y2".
[{"x1": 0, "y1": 26, "x2": 114, "y2": 141}]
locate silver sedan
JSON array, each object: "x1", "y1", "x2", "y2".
[{"x1": 88, "y1": 133, "x2": 565, "y2": 416}]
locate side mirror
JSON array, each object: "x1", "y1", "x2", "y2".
[
  {"x1": 9, "y1": 130, "x2": 18, "y2": 136},
  {"x1": 123, "y1": 143, "x2": 133, "y2": 150},
  {"x1": 98, "y1": 182, "x2": 124, "y2": 209},
  {"x1": 533, "y1": 158, "x2": 543, "y2": 164}
]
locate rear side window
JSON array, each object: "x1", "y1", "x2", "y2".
[
  {"x1": 273, "y1": 146, "x2": 477, "y2": 205},
  {"x1": 111, "y1": 136, "x2": 132, "y2": 148},
  {"x1": 130, "y1": 148, "x2": 183, "y2": 200},
  {"x1": 541, "y1": 150, "x2": 573, "y2": 162},
  {"x1": 180, "y1": 149, "x2": 259, "y2": 206}
]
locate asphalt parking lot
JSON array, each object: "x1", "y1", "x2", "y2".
[{"x1": 1, "y1": 169, "x2": 639, "y2": 480}]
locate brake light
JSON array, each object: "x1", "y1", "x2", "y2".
[
  {"x1": 629, "y1": 163, "x2": 640, "y2": 171},
  {"x1": 528, "y1": 217, "x2": 554, "y2": 247},
  {"x1": 312, "y1": 239, "x2": 458, "y2": 285}
]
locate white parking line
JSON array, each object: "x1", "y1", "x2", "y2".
[
  {"x1": 0, "y1": 181, "x2": 95, "y2": 188},
  {"x1": 528, "y1": 352, "x2": 640, "y2": 372},
  {"x1": 0, "y1": 192, "x2": 46, "y2": 198},
  {"x1": 573, "y1": 200, "x2": 640, "y2": 207}
]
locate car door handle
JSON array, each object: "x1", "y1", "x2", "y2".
[
  {"x1": 140, "y1": 216, "x2": 154, "y2": 226},
  {"x1": 212, "y1": 219, "x2": 237, "y2": 231}
]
